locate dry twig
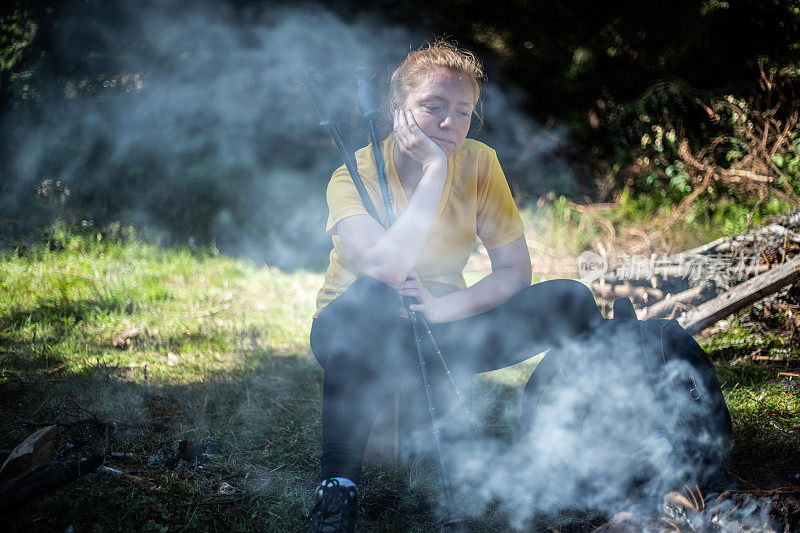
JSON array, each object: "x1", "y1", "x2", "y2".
[
  {"x1": 0, "y1": 370, "x2": 69, "y2": 385},
  {"x1": 181, "y1": 299, "x2": 233, "y2": 318}
]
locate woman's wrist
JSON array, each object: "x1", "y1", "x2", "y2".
[
  {"x1": 433, "y1": 269, "x2": 527, "y2": 323},
  {"x1": 421, "y1": 154, "x2": 447, "y2": 175}
]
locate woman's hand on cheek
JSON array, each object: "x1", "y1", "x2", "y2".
[
  {"x1": 396, "y1": 271, "x2": 448, "y2": 323},
  {"x1": 393, "y1": 108, "x2": 446, "y2": 170}
]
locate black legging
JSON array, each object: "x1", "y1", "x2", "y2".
[{"x1": 309, "y1": 276, "x2": 604, "y2": 483}]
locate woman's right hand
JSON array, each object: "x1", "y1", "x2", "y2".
[{"x1": 393, "y1": 108, "x2": 447, "y2": 171}]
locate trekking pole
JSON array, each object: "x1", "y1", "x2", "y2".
[
  {"x1": 354, "y1": 69, "x2": 470, "y2": 532},
  {"x1": 354, "y1": 68, "x2": 478, "y2": 432},
  {"x1": 353, "y1": 68, "x2": 395, "y2": 226},
  {"x1": 404, "y1": 295, "x2": 465, "y2": 532},
  {"x1": 416, "y1": 315, "x2": 478, "y2": 433},
  {"x1": 297, "y1": 67, "x2": 380, "y2": 222}
]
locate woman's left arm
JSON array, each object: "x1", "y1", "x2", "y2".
[{"x1": 398, "y1": 236, "x2": 532, "y2": 323}]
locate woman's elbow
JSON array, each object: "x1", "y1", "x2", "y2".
[
  {"x1": 357, "y1": 258, "x2": 408, "y2": 288},
  {"x1": 522, "y1": 261, "x2": 533, "y2": 285},
  {"x1": 514, "y1": 260, "x2": 532, "y2": 290}
]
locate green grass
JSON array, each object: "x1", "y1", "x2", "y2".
[
  {"x1": 699, "y1": 321, "x2": 800, "y2": 489},
  {"x1": 1, "y1": 224, "x2": 327, "y2": 531},
  {"x1": 1, "y1": 218, "x2": 798, "y2": 532}
]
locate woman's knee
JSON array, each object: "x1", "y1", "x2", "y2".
[
  {"x1": 520, "y1": 279, "x2": 602, "y2": 329},
  {"x1": 554, "y1": 278, "x2": 597, "y2": 307},
  {"x1": 552, "y1": 279, "x2": 603, "y2": 332}
]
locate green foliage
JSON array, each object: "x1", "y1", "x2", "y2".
[
  {"x1": 0, "y1": 7, "x2": 37, "y2": 73},
  {"x1": 603, "y1": 67, "x2": 800, "y2": 221}
]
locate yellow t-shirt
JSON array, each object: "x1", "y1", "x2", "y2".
[{"x1": 314, "y1": 136, "x2": 524, "y2": 317}]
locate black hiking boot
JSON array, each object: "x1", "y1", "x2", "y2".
[{"x1": 308, "y1": 478, "x2": 358, "y2": 533}]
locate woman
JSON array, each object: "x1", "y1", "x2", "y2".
[{"x1": 307, "y1": 41, "x2": 604, "y2": 532}]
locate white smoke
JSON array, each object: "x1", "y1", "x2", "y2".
[
  {"x1": 2, "y1": 0, "x2": 417, "y2": 266},
  {"x1": 1, "y1": 0, "x2": 576, "y2": 268},
  {"x1": 399, "y1": 318, "x2": 733, "y2": 525}
]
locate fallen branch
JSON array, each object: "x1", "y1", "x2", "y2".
[
  {"x1": 46, "y1": 364, "x2": 66, "y2": 374},
  {"x1": 1, "y1": 370, "x2": 70, "y2": 385},
  {"x1": 681, "y1": 235, "x2": 735, "y2": 256},
  {"x1": 566, "y1": 199, "x2": 617, "y2": 253},
  {"x1": 639, "y1": 283, "x2": 714, "y2": 320},
  {"x1": 0, "y1": 455, "x2": 104, "y2": 512},
  {"x1": 97, "y1": 465, "x2": 151, "y2": 490},
  {"x1": 679, "y1": 254, "x2": 800, "y2": 334},
  {"x1": 181, "y1": 299, "x2": 233, "y2": 318},
  {"x1": 753, "y1": 355, "x2": 790, "y2": 363}
]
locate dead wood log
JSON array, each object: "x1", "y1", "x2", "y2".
[
  {"x1": 639, "y1": 282, "x2": 716, "y2": 320},
  {"x1": 0, "y1": 454, "x2": 103, "y2": 512},
  {"x1": 679, "y1": 254, "x2": 800, "y2": 334},
  {"x1": 592, "y1": 282, "x2": 663, "y2": 303},
  {"x1": 0, "y1": 426, "x2": 57, "y2": 482},
  {"x1": 680, "y1": 223, "x2": 800, "y2": 259}
]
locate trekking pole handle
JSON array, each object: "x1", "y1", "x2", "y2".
[
  {"x1": 354, "y1": 68, "x2": 395, "y2": 226},
  {"x1": 297, "y1": 67, "x2": 334, "y2": 127},
  {"x1": 353, "y1": 68, "x2": 381, "y2": 122},
  {"x1": 297, "y1": 66, "x2": 382, "y2": 223}
]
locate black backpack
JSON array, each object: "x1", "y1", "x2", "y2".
[{"x1": 517, "y1": 297, "x2": 732, "y2": 487}]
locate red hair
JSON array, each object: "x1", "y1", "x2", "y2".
[{"x1": 389, "y1": 39, "x2": 485, "y2": 109}]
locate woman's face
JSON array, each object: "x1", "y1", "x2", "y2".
[{"x1": 399, "y1": 68, "x2": 476, "y2": 157}]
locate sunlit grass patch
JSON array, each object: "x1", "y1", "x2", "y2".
[{"x1": 0, "y1": 227, "x2": 321, "y2": 386}]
